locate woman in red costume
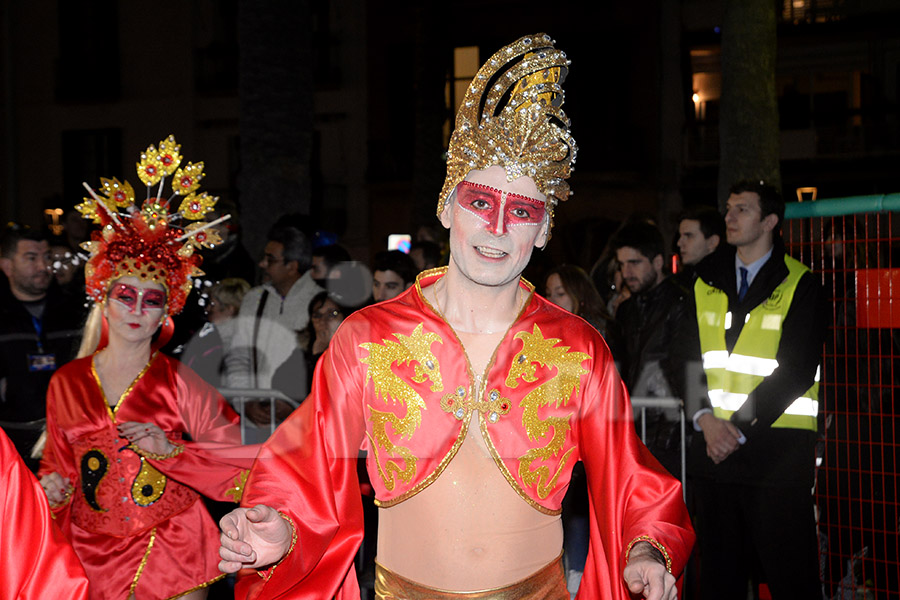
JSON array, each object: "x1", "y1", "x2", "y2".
[{"x1": 39, "y1": 136, "x2": 258, "y2": 600}]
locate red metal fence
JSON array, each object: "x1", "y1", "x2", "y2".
[{"x1": 785, "y1": 207, "x2": 899, "y2": 599}]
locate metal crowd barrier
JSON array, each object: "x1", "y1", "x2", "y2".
[
  {"x1": 217, "y1": 388, "x2": 300, "y2": 443},
  {"x1": 630, "y1": 396, "x2": 687, "y2": 500}
]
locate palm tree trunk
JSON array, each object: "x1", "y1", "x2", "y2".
[{"x1": 718, "y1": 0, "x2": 781, "y2": 207}]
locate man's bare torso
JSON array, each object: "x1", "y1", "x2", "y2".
[{"x1": 375, "y1": 329, "x2": 563, "y2": 590}]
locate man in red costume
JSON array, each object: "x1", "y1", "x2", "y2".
[
  {"x1": 1, "y1": 428, "x2": 90, "y2": 599},
  {"x1": 219, "y1": 34, "x2": 694, "y2": 600}
]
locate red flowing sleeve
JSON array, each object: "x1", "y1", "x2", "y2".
[
  {"x1": 37, "y1": 373, "x2": 79, "y2": 534},
  {"x1": 2, "y1": 429, "x2": 90, "y2": 599},
  {"x1": 576, "y1": 341, "x2": 695, "y2": 599},
  {"x1": 235, "y1": 319, "x2": 368, "y2": 600},
  {"x1": 138, "y1": 359, "x2": 261, "y2": 502}
]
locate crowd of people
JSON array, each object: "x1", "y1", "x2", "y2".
[{"x1": 0, "y1": 33, "x2": 830, "y2": 600}]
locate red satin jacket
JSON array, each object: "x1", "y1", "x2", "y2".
[{"x1": 240, "y1": 269, "x2": 694, "y2": 599}]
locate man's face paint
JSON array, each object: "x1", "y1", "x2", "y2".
[
  {"x1": 108, "y1": 283, "x2": 167, "y2": 315},
  {"x1": 455, "y1": 181, "x2": 546, "y2": 236}
]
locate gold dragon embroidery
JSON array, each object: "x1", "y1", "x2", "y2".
[
  {"x1": 360, "y1": 323, "x2": 444, "y2": 491},
  {"x1": 506, "y1": 324, "x2": 590, "y2": 499}
]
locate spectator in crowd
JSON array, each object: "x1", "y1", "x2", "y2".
[
  {"x1": 0, "y1": 224, "x2": 83, "y2": 471},
  {"x1": 226, "y1": 224, "x2": 321, "y2": 435},
  {"x1": 219, "y1": 34, "x2": 692, "y2": 600},
  {"x1": 409, "y1": 240, "x2": 443, "y2": 272},
  {"x1": 271, "y1": 290, "x2": 353, "y2": 403},
  {"x1": 179, "y1": 277, "x2": 251, "y2": 387},
  {"x1": 1, "y1": 428, "x2": 90, "y2": 598},
  {"x1": 676, "y1": 206, "x2": 724, "y2": 271},
  {"x1": 544, "y1": 264, "x2": 611, "y2": 336},
  {"x1": 371, "y1": 249, "x2": 417, "y2": 302},
  {"x1": 686, "y1": 180, "x2": 827, "y2": 599},
  {"x1": 607, "y1": 221, "x2": 691, "y2": 477},
  {"x1": 310, "y1": 243, "x2": 352, "y2": 287}
]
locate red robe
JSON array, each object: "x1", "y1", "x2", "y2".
[
  {"x1": 239, "y1": 269, "x2": 694, "y2": 599},
  {"x1": 1, "y1": 428, "x2": 90, "y2": 599},
  {"x1": 40, "y1": 352, "x2": 258, "y2": 600}
]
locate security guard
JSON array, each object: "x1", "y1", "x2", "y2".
[{"x1": 686, "y1": 181, "x2": 828, "y2": 599}]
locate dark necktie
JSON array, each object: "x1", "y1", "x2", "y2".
[{"x1": 738, "y1": 267, "x2": 749, "y2": 301}]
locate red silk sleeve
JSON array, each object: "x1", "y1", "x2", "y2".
[
  {"x1": 3, "y1": 429, "x2": 90, "y2": 599},
  {"x1": 38, "y1": 374, "x2": 79, "y2": 534},
  {"x1": 140, "y1": 363, "x2": 260, "y2": 502},
  {"x1": 577, "y1": 341, "x2": 695, "y2": 599},
  {"x1": 235, "y1": 320, "x2": 368, "y2": 600}
]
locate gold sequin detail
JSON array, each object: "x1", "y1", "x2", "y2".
[
  {"x1": 129, "y1": 526, "x2": 156, "y2": 596},
  {"x1": 626, "y1": 535, "x2": 673, "y2": 574},
  {"x1": 360, "y1": 323, "x2": 444, "y2": 490},
  {"x1": 87, "y1": 456, "x2": 100, "y2": 470},
  {"x1": 131, "y1": 457, "x2": 166, "y2": 506},
  {"x1": 438, "y1": 33, "x2": 576, "y2": 226},
  {"x1": 225, "y1": 469, "x2": 250, "y2": 503},
  {"x1": 506, "y1": 324, "x2": 590, "y2": 499},
  {"x1": 92, "y1": 352, "x2": 158, "y2": 419}
]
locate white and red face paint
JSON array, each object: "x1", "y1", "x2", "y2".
[
  {"x1": 456, "y1": 181, "x2": 546, "y2": 236},
  {"x1": 108, "y1": 283, "x2": 167, "y2": 315}
]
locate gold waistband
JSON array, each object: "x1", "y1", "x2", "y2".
[{"x1": 373, "y1": 554, "x2": 568, "y2": 600}]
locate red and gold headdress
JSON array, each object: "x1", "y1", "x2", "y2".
[
  {"x1": 77, "y1": 135, "x2": 224, "y2": 315},
  {"x1": 438, "y1": 34, "x2": 577, "y2": 226}
]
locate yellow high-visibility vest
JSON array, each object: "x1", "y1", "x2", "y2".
[{"x1": 694, "y1": 255, "x2": 818, "y2": 431}]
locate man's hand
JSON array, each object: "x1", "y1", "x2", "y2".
[
  {"x1": 624, "y1": 542, "x2": 677, "y2": 600},
  {"x1": 117, "y1": 421, "x2": 175, "y2": 456},
  {"x1": 697, "y1": 413, "x2": 742, "y2": 464},
  {"x1": 218, "y1": 505, "x2": 293, "y2": 573}
]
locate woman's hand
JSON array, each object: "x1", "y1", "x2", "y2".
[
  {"x1": 117, "y1": 421, "x2": 176, "y2": 456},
  {"x1": 40, "y1": 472, "x2": 72, "y2": 505}
]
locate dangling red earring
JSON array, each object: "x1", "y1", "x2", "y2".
[
  {"x1": 153, "y1": 316, "x2": 175, "y2": 351},
  {"x1": 97, "y1": 313, "x2": 110, "y2": 352}
]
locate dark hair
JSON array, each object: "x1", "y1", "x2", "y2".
[
  {"x1": 267, "y1": 225, "x2": 312, "y2": 273},
  {"x1": 545, "y1": 264, "x2": 611, "y2": 328},
  {"x1": 373, "y1": 250, "x2": 417, "y2": 286},
  {"x1": 728, "y1": 180, "x2": 784, "y2": 231},
  {"x1": 409, "y1": 241, "x2": 442, "y2": 269},
  {"x1": 308, "y1": 290, "x2": 349, "y2": 319},
  {"x1": 609, "y1": 221, "x2": 665, "y2": 262},
  {"x1": 679, "y1": 206, "x2": 725, "y2": 241},
  {"x1": 312, "y1": 244, "x2": 352, "y2": 272},
  {"x1": 1, "y1": 223, "x2": 47, "y2": 258}
]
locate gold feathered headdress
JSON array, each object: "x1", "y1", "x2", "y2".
[
  {"x1": 77, "y1": 135, "x2": 225, "y2": 315},
  {"x1": 438, "y1": 33, "x2": 577, "y2": 225}
]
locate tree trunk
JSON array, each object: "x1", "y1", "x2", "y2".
[
  {"x1": 238, "y1": 0, "x2": 313, "y2": 259},
  {"x1": 718, "y1": 0, "x2": 780, "y2": 207}
]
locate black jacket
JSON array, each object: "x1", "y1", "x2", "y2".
[
  {"x1": 607, "y1": 274, "x2": 693, "y2": 477},
  {"x1": 0, "y1": 276, "x2": 84, "y2": 468},
  {"x1": 687, "y1": 239, "x2": 828, "y2": 486},
  {"x1": 608, "y1": 274, "x2": 692, "y2": 399}
]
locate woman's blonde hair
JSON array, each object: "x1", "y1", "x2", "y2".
[{"x1": 209, "y1": 278, "x2": 250, "y2": 314}]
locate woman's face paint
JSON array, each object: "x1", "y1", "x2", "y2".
[{"x1": 108, "y1": 283, "x2": 167, "y2": 315}]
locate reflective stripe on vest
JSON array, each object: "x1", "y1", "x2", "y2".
[{"x1": 694, "y1": 255, "x2": 819, "y2": 431}]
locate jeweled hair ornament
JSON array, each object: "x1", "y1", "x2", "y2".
[
  {"x1": 438, "y1": 33, "x2": 577, "y2": 225},
  {"x1": 77, "y1": 135, "x2": 229, "y2": 315}
]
